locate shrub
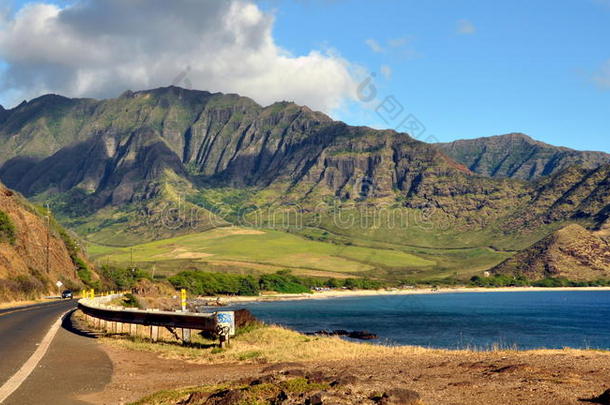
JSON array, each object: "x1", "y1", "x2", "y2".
[
  {"x1": 100, "y1": 265, "x2": 151, "y2": 290},
  {"x1": 259, "y1": 271, "x2": 310, "y2": 294},
  {"x1": 169, "y1": 271, "x2": 261, "y2": 296},
  {"x1": 0, "y1": 210, "x2": 16, "y2": 244}
]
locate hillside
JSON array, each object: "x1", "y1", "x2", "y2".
[
  {"x1": 0, "y1": 182, "x2": 97, "y2": 301},
  {"x1": 437, "y1": 133, "x2": 610, "y2": 180},
  {"x1": 491, "y1": 224, "x2": 610, "y2": 280}
]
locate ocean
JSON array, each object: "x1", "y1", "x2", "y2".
[{"x1": 235, "y1": 291, "x2": 610, "y2": 350}]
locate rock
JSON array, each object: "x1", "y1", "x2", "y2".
[
  {"x1": 203, "y1": 389, "x2": 244, "y2": 405},
  {"x1": 379, "y1": 388, "x2": 422, "y2": 405},
  {"x1": 347, "y1": 331, "x2": 378, "y2": 340},
  {"x1": 284, "y1": 368, "x2": 306, "y2": 377},
  {"x1": 306, "y1": 370, "x2": 329, "y2": 384},
  {"x1": 275, "y1": 390, "x2": 289, "y2": 402},
  {"x1": 184, "y1": 391, "x2": 210, "y2": 404},
  {"x1": 330, "y1": 374, "x2": 359, "y2": 386},
  {"x1": 307, "y1": 391, "x2": 331, "y2": 405},
  {"x1": 248, "y1": 374, "x2": 276, "y2": 385},
  {"x1": 307, "y1": 330, "x2": 379, "y2": 340},
  {"x1": 587, "y1": 389, "x2": 610, "y2": 405}
]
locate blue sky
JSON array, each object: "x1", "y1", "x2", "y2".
[
  {"x1": 260, "y1": 0, "x2": 610, "y2": 151},
  {"x1": 2, "y1": 0, "x2": 609, "y2": 152}
]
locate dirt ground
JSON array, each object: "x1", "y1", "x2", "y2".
[{"x1": 80, "y1": 342, "x2": 610, "y2": 405}]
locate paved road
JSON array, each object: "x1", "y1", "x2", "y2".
[{"x1": 0, "y1": 300, "x2": 112, "y2": 404}]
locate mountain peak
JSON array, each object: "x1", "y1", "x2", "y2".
[
  {"x1": 437, "y1": 133, "x2": 610, "y2": 180},
  {"x1": 130, "y1": 85, "x2": 214, "y2": 97}
]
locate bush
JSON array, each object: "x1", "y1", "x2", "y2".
[
  {"x1": 259, "y1": 270, "x2": 310, "y2": 294},
  {"x1": 100, "y1": 265, "x2": 151, "y2": 290},
  {"x1": 169, "y1": 270, "x2": 393, "y2": 296},
  {"x1": 169, "y1": 271, "x2": 261, "y2": 296},
  {"x1": 0, "y1": 210, "x2": 16, "y2": 244}
]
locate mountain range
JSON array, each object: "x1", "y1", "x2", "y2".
[{"x1": 0, "y1": 86, "x2": 609, "y2": 281}]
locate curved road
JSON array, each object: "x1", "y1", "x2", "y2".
[{"x1": 0, "y1": 300, "x2": 112, "y2": 404}]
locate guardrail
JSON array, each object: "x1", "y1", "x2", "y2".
[{"x1": 77, "y1": 294, "x2": 235, "y2": 346}]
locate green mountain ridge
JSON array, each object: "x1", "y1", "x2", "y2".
[
  {"x1": 437, "y1": 133, "x2": 610, "y2": 181},
  {"x1": 0, "y1": 87, "x2": 609, "y2": 280}
]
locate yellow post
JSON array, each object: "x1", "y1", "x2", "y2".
[
  {"x1": 90, "y1": 288, "x2": 94, "y2": 298},
  {"x1": 181, "y1": 288, "x2": 187, "y2": 312}
]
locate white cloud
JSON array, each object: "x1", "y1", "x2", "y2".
[
  {"x1": 365, "y1": 36, "x2": 418, "y2": 59},
  {"x1": 365, "y1": 38, "x2": 384, "y2": 53},
  {"x1": 0, "y1": 0, "x2": 358, "y2": 113},
  {"x1": 380, "y1": 65, "x2": 392, "y2": 80},
  {"x1": 387, "y1": 37, "x2": 408, "y2": 48},
  {"x1": 456, "y1": 19, "x2": 476, "y2": 35},
  {"x1": 593, "y1": 59, "x2": 610, "y2": 89}
]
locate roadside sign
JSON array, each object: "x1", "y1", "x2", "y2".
[
  {"x1": 216, "y1": 311, "x2": 235, "y2": 336},
  {"x1": 56, "y1": 281, "x2": 63, "y2": 288}
]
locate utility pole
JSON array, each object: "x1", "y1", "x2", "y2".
[{"x1": 45, "y1": 202, "x2": 51, "y2": 274}]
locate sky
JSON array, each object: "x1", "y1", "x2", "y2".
[{"x1": 0, "y1": 0, "x2": 609, "y2": 152}]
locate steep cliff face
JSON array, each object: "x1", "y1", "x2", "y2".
[
  {"x1": 491, "y1": 224, "x2": 610, "y2": 280},
  {"x1": 0, "y1": 183, "x2": 95, "y2": 301},
  {"x1": 0, "y1": 87, "x2": 478, "y2": 208},
  {"x1": 437, "y1": 133, "x2": 610, "y2": 180},
  {"x1": 503, "y1": 164, "x2": 610, "y2": 232}
]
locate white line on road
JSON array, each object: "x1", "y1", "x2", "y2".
[{"x1": 0, "y1": 310, "x2": 69, "y2": 404}]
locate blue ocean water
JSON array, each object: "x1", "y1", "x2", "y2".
[{"x1": 235, "y1": 291, "x2": 610, "y2": 350}]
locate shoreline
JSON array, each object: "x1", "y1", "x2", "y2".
[{"x1": 200, "y1": 285, "x2": 610, "y2": 304}]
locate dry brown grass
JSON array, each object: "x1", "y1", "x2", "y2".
[
  {"x1": 0, "y1": 297, "x2": 61, "y2": 310},
  {"x1": 103, "y1": 323, "x2": 597, "y2": 367},
  {"x1": 101, "y1": 322, "x2": 610, "y2": 368}
]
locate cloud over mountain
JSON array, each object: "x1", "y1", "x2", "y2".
[{"x1": 0, "y1": 0, "x2": 357, "y2": 112}]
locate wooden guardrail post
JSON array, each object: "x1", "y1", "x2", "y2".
[
  {"x1": 150, "y1": 325, "x2": 159, "y2": 342},
  {"x1": 182, "y1": 328, "x2": 191, "y2": 343}
]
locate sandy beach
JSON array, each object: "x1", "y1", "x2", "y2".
[{"x1": 198, "y1": 285, "x2": 610, "y2": 304}]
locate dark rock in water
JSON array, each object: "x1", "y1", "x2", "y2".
[
  {"x1": 307, "y1": 330, "x2": 378, "y2": 340},
  {"x1": 347, "y1": 330, "x2": 378, "y2": 340},
  {"x1": 379, "y1": 388, "x2": 422, "y2": 405}
]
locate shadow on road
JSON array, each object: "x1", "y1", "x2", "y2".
[{"x1": 61, "y1": 310, "x2": 100, "y2": 339}]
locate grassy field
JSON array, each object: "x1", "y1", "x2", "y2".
[{"x1": 88, "y1": 226, "x2": 512, "y2": 281}]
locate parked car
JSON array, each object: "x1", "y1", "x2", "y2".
[{"x1": 61, "y1": 290, "x2": 73, "y2": 299}]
